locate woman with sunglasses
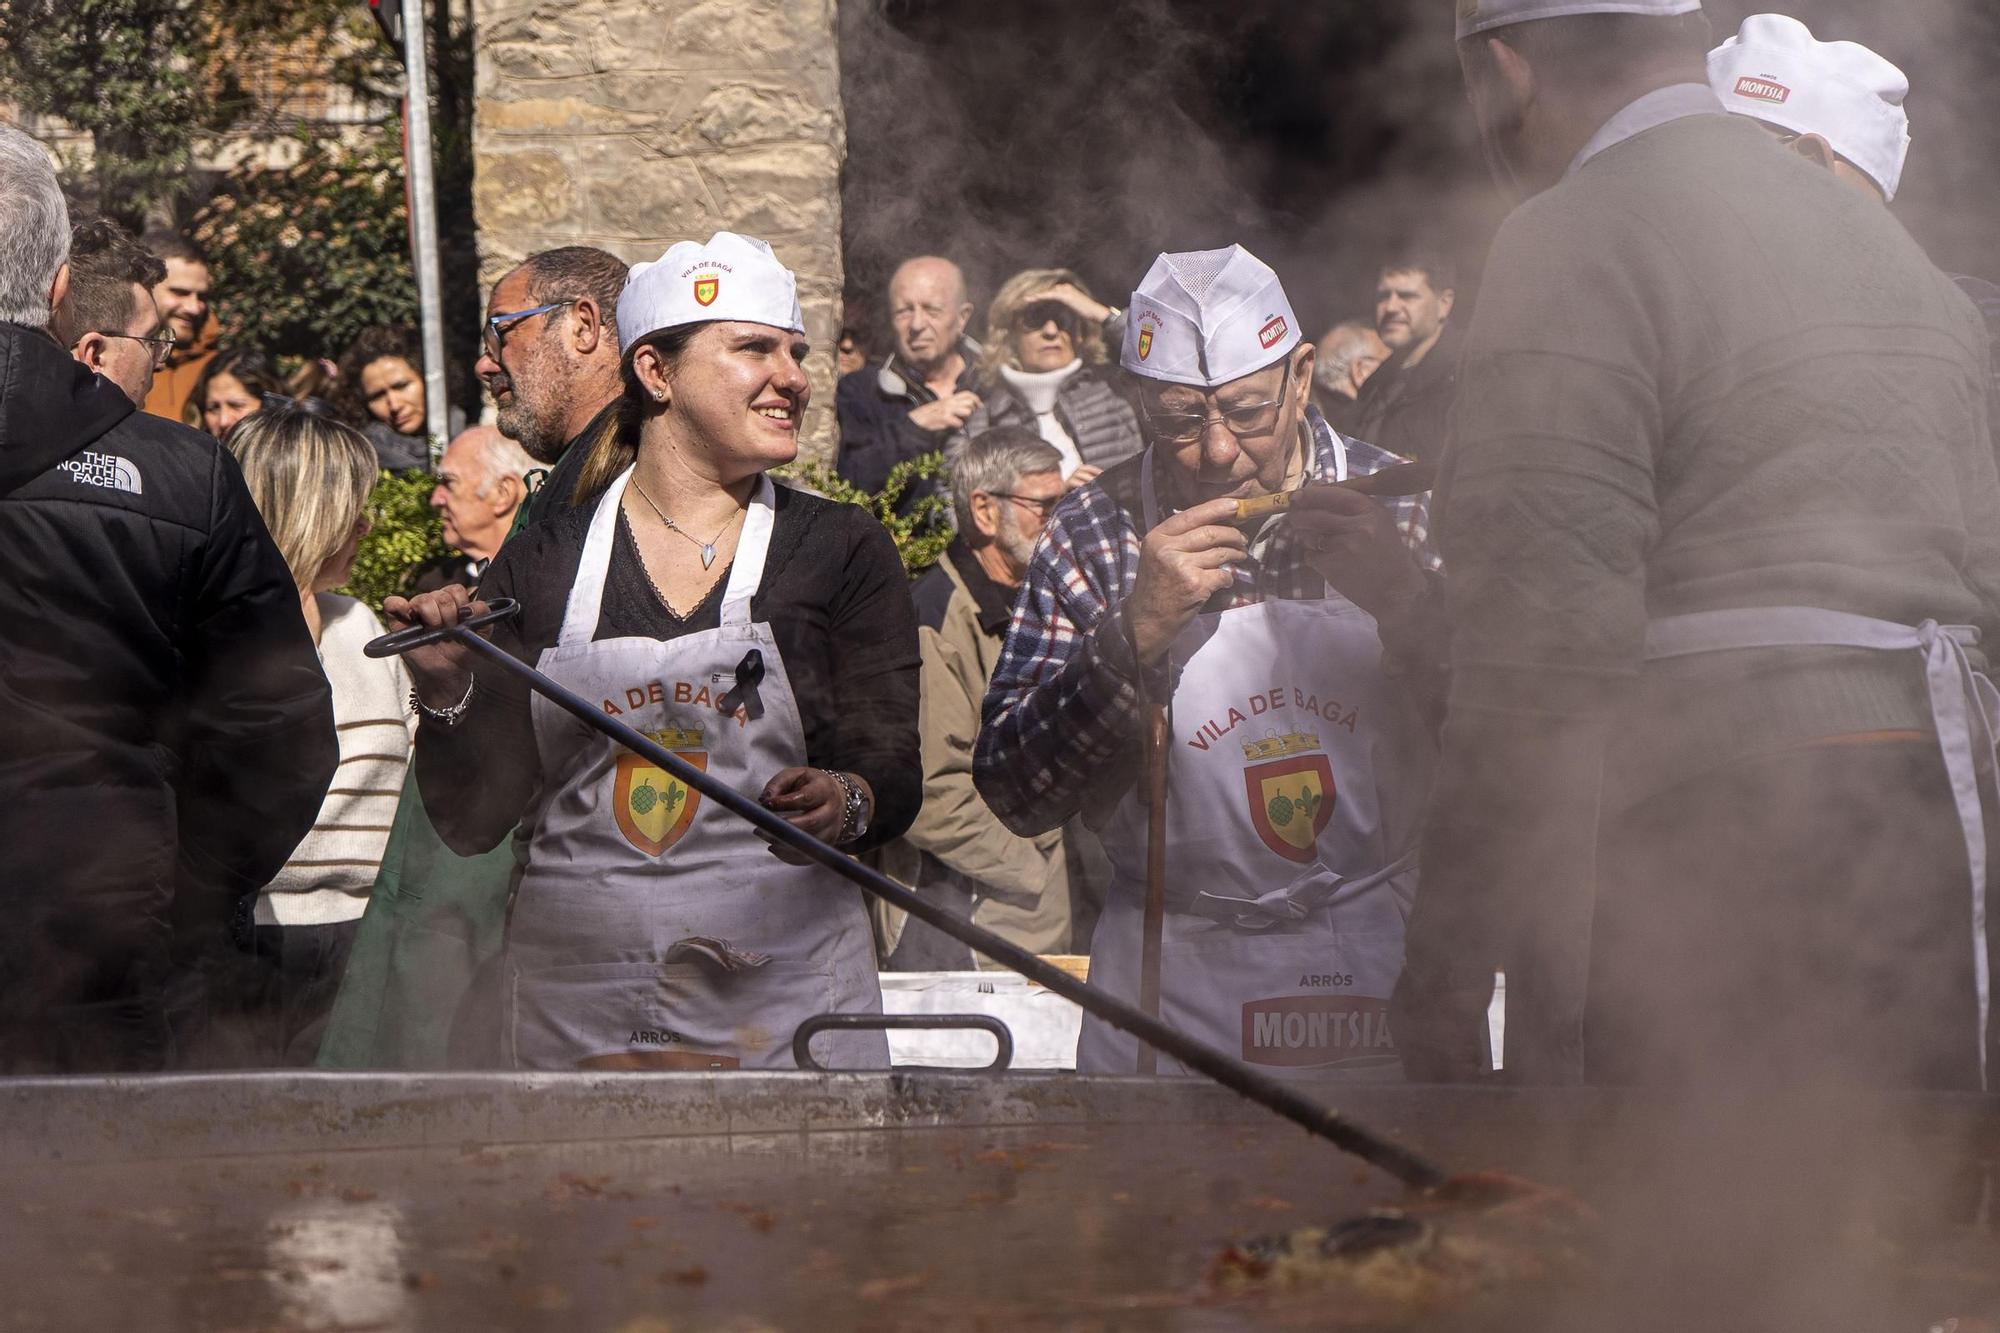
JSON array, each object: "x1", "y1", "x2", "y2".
[
  {"x1": 385, "y1": 232, "x2": 920, "y2": 1072},
  {"x1": 957, "y1": 267, "x2": 1142, "y2": 490}
]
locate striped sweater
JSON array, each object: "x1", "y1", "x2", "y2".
[{"x1": 254, "y1": 595, "x2": 414, "y2": 926}]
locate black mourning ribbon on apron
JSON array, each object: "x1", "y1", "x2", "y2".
[{"x1": 716, "y1": 648, "x2": 765, "y2": 720}]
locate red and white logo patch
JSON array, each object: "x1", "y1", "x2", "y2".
[
  {"x1": 1734, "y1": 75, "x2": 1790, "y2": 105},
  {"x1": 1257, "y1": 316, "x2": 1288, "y2": 350}
]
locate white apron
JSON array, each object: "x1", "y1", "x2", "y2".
[
  {"x1": 505, "y1": 467, "x2": 887, "y2": 1071},
  {"x1": 1077, "y1": 448, "x2": 1435, "y2": 1077},
  {"x1": 1646, "y1": 608, "x2": 1999, "y2": 1088}
]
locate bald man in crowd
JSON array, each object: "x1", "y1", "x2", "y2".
[
  {"x1": 406, "y1": 425, "x2": 538, "y2": 594},
  {"x1": 836, "y1": 255, "x2": 982, "y2": 495},
  {"x1": 1311, "y1": 318, "x2": 1392, "y2": 433}
]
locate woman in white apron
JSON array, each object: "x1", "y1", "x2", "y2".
[{"x1": 384, "y1": 232, "x2": 921, "y2": 1071}]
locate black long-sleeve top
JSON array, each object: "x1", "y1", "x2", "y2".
[{"x1": 416, "y1": 482, "x2": 922, "y2": 858}]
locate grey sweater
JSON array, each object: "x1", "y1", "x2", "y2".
[{"x1": 1415, "y1": 112, "x2": 1996, "y2": 993}]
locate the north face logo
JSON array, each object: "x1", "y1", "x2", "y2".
[{"x1": 59, "y1": 451, "x2": 142, "y2": 494}]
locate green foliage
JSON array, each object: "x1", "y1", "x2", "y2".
[
  {"x1": 0, "y1": 0, "x2": 211, "y2": 227},
  {"x1": 780, "y1": 451, "x2": 954, "y2": 576},
  {"x1": 193, "y1": 133, "x2": 418, "y2": 363},
  {"x1": 339, "y1": 469, "x2": 448, "y2": 612}
]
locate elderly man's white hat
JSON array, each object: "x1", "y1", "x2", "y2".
[{"x1": 1121, "y1": 246, "x2": 1301, "y2": 390}]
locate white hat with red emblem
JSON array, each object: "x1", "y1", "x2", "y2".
[
  {"x1": 1120, "y1": 245, "x2": 1301, "y2": 389},
  {"x1": 617, "y1": 230, "x2": 805, "y2": 351},
  {"x1": 1456, "y1": 0, "x2": 1701, "y2": 40},
  {"x1": 1708, "y1": 13, "x2": 1912, "y2": 201}
]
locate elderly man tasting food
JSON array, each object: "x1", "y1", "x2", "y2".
[{"x1": 975, "y1": 245, "x2": 1442, "y2": 1078}]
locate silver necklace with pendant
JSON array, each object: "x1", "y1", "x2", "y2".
[{"x1": 632, "y1": 477, "x2": 740, "y2": 570}]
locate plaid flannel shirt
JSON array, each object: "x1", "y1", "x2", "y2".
[{"x1": 974, "y1": 407, "x2": 1437, "y2": 836}]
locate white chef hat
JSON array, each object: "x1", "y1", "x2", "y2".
[
  {"x1": 1120, "y1": 246, "x2": 1301, "y2": 390},
  {"x1": 1456, "y1": 0, "x2": 1701, "y2": 41},
  {"x1": 1708, "y1": 14, "x2": 1911, "y2": 201},
  {"x1": 617, "y1": 230, "x2": 805, "y2": 351}
]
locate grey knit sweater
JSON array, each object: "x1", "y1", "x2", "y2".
[
  {"x1": 1439, "y1": 111, "x2": 1995, "y2": 804},
  {"x1": 1411, "y1": 110, "x2": 1996, "y2": 1013}
]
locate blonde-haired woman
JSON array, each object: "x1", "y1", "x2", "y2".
[
  {"x1": 958, "y1": 267, "x2": 1142, "y2": 489},
  {"x1": 204, "y1": 405, "x2": 412, "y2": 1065}
]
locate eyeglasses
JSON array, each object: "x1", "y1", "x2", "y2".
[
  {"x1": 92, "y1": 330, "x2": 177, "y2": 370},
  {"x1": 482, "y1": 299, "x2": 576, "y2": 358},
  {"x1": 1142, "y1": 362, "x2": 1294, "y2": 446},
  {"x1": 989, "y1": 491, "x2": 1062, "y2": 520}
]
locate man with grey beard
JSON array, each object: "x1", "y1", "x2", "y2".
[
  {"x1": 472, "y1": 246, "x2": 628, "y2": 531},
  {"x1": 1400, "y1": 0, "x2": 1998, "y2": 1092},
  {"x1": 881, "y1": 427, "x2": 1081, "y2": 968},
  {"x1": 318, "y1": 246, "x2": 628, "y2": 1069}
]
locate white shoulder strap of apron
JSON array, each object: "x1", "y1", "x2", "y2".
[
  {"x1": 1647, "y1": 606, "x2": 1998, "y2": 1090},
  {"x1": 558, "y1": 468, "x2": 779, "y2": 647}
]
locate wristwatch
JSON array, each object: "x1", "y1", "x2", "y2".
[{"x1": 821, "y1": 768, "x2": 870, "y2": 845}]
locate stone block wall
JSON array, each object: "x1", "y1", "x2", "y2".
[{"x1": 473, "y1": 0, "x2": 845, "y2": 460}]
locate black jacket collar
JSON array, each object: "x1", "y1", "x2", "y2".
[
  {"x1": 945, "y1": 537, "x2": 1017, "y2": 636},
  {"x1": 0, "y1": 322, "x2": 134, "y2": 498}
]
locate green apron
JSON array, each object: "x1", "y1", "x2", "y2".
[
  {"x1": 315, "y1": 767, "x2": 517, "y2": 1068},
  {"x1": 318, "y1": 431, "x2": 607, "y2": 1068}
]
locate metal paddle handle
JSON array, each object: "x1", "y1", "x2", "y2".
[
  {"x1": 364, "y1": 614, "x2": 1449, "y2": 1191},
  {"x1": 365, "y1": 597, "x2": 524, "y2": 658}
]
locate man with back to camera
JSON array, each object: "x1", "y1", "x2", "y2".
[
  {"x1": 0, "y1": 125, "x2": 335, "y2": 1071},
  {"x1": 975, "y1": 243, "x2": 1444, "y2": 1078},
  {"x1": 835, "y1": 255, "x2": 982, "y2": 495},
  {"x1": 1396, "y1": 0, "x2": 1999, "y2": 1091},
  {"x1": 1346, "y1": 253, "x2": 1460, "y2": 463},
  {"x1": 49, "y1": 218, "x2": 171, "y2": 408}
]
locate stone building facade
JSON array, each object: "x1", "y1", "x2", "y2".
[{"x1": 473, "y1": 0, "x2": 846, "y2": 460}]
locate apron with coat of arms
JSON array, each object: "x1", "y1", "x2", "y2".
[
  {"x1": 505, "y1": 466, "x2": 886, "y2": 1071},
  {"x1": 1077, "y1": 446, "x2": 1434, "y2": 1078}
]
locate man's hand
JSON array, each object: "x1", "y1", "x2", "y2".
[
  {"x1": 1287, "y1": 483, "x2": 1425, "y2": 618},
  {"x1": 382, "y1": 585, "x2": 488, "y2": 709},
  {"x1": 1127, "y1": 496, "x2": 1248, "y2": 664},
  {"x1": 908, "y1": 390, "x2": 980, "y2": 433},
  {"x1": 1064, "y1": 463, "x2": 1103, "y2": 491}
]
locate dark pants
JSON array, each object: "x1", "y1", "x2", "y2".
[
  {"x1": 185, "y1": 918, "x2": 361, "y2": 1068},
  {"x1": 1586, "y1": 740, "x2": 1985, "y2": 1092}
]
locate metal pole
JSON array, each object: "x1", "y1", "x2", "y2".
[
  {"x1": 366, "y1": 615, "x2": 1448, "y2": 1193},
  {"x1": 399, "y1": 0, "x2": 450, "y2": 465}
]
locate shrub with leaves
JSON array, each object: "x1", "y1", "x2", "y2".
[
  {"x1": 339, "y1": 470, "x2": 448, "y2": 612},
  {"x1": 781, "y1": 452, "x2": 954, "y2": 576},
  {"x1": 193, "y1": 132, "x2": 419, "y2": 364}
]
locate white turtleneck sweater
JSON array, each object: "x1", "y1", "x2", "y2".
[{"x1": 998, "y1": 359, "x2": 1084, "y2": 476}]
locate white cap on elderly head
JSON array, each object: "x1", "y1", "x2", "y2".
[
  {"x1": 616, "y1": 230, "x2": 805, "y2": 350},
  {"x1": 1456, "y1": 0, "x2": 1701, "y2": 41},
  {"x1": 1120, "y1": 246, "x2": 1300, "y2": 389},
  {"x1": 1708, "y1": 14, "x2": 1911, "y2": 201}
]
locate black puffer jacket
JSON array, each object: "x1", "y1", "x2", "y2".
[{"x1": 0, "y1": 323, "x2": 336, "y2": 1071}]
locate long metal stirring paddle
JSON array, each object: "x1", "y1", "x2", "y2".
[{"x1": 366, "y1": 600, "x2": 1449, "y2": 1191}]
